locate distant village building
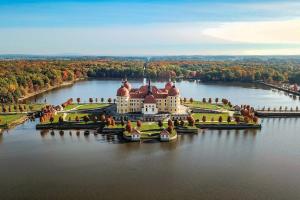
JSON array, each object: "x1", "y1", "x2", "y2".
[{"x1": 116, "y1": 79, "x2": 181, "y2": 114}]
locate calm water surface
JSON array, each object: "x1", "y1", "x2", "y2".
[{"x1": 1, "y1": 80, "x2": 300, "y2": 200}]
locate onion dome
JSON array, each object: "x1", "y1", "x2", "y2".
[
  {"x1": 117, "y1": 86, "x2": 129, "y2": 97},
  {"x1": 144, "y1": 94, "x2": 156, "y2": 104},
  {"x1": 123, "y1": 80, "x2": 132, "y2": 91},
  {"x1": 168, "y1": 86, "x2": 180, "y2": 96},
  {"x1": 165, "y1": 81, "x2": 173, "y2": 90}
]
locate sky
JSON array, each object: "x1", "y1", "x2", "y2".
[{"x1": 0, "y1": 0, "x2": 300, "y2": 55}]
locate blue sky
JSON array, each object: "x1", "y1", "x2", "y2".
[{"x1": 0, "y1": 0, "x2": 300, "y2": 55}]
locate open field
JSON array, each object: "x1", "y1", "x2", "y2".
[
  {"x1": 1, "y1": 104, "x2": 45, "y2": 113},
  {"x1": 184, "y1": 101, "x2": 231, "y2": 110},
  {"x1": 0, "y1": 114, "x2": 26, "y2": 128},
  {"x1": 63, "y1": 103, "x2": 110, "y2": 111}
]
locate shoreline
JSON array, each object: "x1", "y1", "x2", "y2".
[{"x1": 18, "y1": 78, "x2": 86, "y2": 102}]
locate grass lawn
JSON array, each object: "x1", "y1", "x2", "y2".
[
  {"x1": 184, "y1": 101, "x2": 230, "y2": 110},
  {"x1": 63, "y1": 103, "x2": 110, "y2": 111},
  {"x1": 77, "y1": 103, "x2": 110, "y2": 110},
  {"x1": 42, "y1": 113, "x2": 89, "y2": 123},
  {"x1": 0, "y1": 114, "x2": 26, "y2": 127},
  {"x1": 192, "y1": 113, "x2": 229, "y2": 122},
  {"x1": 1, "y1": 103, "x2": 45, "y2": 112}
]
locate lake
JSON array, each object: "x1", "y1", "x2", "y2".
[{"x1": 1, "y1": 79, "x2": 300, "y2": 200}]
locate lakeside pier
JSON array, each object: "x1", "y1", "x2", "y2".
[
  {"x1": 255, "y1": 110, "x2": 300, "y2": 117},
  {"x1": 261, "y1": 82, "x2": 300, "y2": 97}
]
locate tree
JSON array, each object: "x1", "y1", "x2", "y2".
[
  {"x1": 253, "y1": 116, "x2": 259, "y2": 124},
  {"x1": 106, "y1": 117, "x2": 111, "y2": 127},
  {"x1": 68, "y1": 116, "x2": 72, "y2": 121},
  {"x1": 111, "y1": 119, "x2": 116, "y2": 127},
  {"x1": 101, "y1": 98, "x2": 104, "y2": 103},
  {"x1": 77, "y1": 97, "x2": 81, "y2": 104},
  {"x1": 202, "y1": 98, "x2": 206, "y2": 103},
  {"x1": 227, "y1": 116, "x2": 231, "y2": 123},
  {"x1": 167, "y1": 119, "x2": 173, "y2": 127},
  {"x1": 75, "y1": 116, "x2": 80, "y2": 122},
  {"x1": 189, "y1": 98, "x2": 193, "y2": 103},
  {"x1": 83, "y1": 116, "x2": 89, "y2": 124},
  {"x1": 187, "y1": 115, "x2": 195, "y2": 126},
  {"x1": 158, "y1": 120, "x2": 163, "y2": 128},
  {"x1": 244, "y1": 116, "x2": 249, "y2": 123},
  {"x1": 50, "y1": 116, "x2": 54, "y2": 124},
  {"x1": 202, "y1": 115, "x2": 206, "y2": 123},
  {"x1": 218, "y1": 116, "x2": 223, "y2": 123},
  {"x1": 121, "y1": 118, "x2": 125, "y2": 126},
  {"x1": 174, "y1": 119, "x2": 179, "y2": 126},
  {"x1": 89, "y1": 98, "x2": 93, "y2": 103},
  {"x1": 235, "y1": 116, "x2": 240, "y2": 123},
  {"x1": 58, "y1": 116, "x2": 64, "y2": 124},
  {"x1": 180, "y1": 120, "x2": 185, "y2": 126},
  {"x1": 100, "y1": 114, "x2": 105, "y2": 122},
  {"x1": 183, "y1": 97, "x2": 187, "y2": 103},
  {"x1": 126, "y1": 121, "x2": 132, "y2": 133},
  {"x1": 108, "y1": 98, "x2": 112, "y2": 103},
  {"x1": 208, "y1": 98, "x2": 212, "y2": 104},
  {"x1": 137, "y1": 120, "x2": 142, "y2": 128},
  {"x1": 215, "y1": 98, "x2": 219, "y2": 103}
]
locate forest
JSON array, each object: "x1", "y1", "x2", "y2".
[{"x1": 1, "y1": 59, "x2": 300, "y2": 103}]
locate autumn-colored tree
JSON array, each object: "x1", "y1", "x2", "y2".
[
  {"x1": 235, "y1": 116, "x2": 240, "y2": 123},
  {"x1": 126, "y1": 121, "x2": 132, "y2": 133},
  {"x1": 137, "y1": 120, "x2": 142, "y2": 128},
  {"x1": 253, "y1": 116, "x2": 259, "y2": 124},
  {"x1": 167, "y1": 119, "x2": 173, "y2": 127},
  {"x1": 77, "y1": 98, "x2": 81, "y2": 104},
  {"x1": 111, "y1": 119, "x2": 116, "y2": 127},
  {"x1": 106, "y1": 117, "x2": 111, "y2": 127},
  {"x1": 187, "y1": 115, "x2": 195, "y2": 126},
  {"x1": 244, "y1": 116, "x2": 249, "y2": 123}
]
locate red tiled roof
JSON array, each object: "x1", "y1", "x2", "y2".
[
  {"x1": 117, "y1": 86, "x2": 129, "y2": 97},
  {"x1": 144, "y1": 94, "x2": 156, "y2": 104}
]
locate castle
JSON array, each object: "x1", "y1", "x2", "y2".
[{"x1": 116, "y1": 79, "x2": 181, "y2": 115}]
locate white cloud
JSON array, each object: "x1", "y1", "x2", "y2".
[{"x1": 202, "y1": 19, "x2": 300, "y2": 44}]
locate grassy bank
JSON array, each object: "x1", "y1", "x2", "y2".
[{"x1": 0, "y1": 114, "x2": 27, "y2": 128}]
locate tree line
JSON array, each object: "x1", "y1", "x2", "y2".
[{"x1": 1, "y1": 59, "x2": 300, "y2": 103}]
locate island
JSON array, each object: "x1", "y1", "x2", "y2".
[{"x1": 34, "y1": 79, "x2": 261, "y2": 142}]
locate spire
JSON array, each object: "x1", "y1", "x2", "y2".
[{"x1": 147, "y1": 79, "x2": 152, "y2": 94}]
